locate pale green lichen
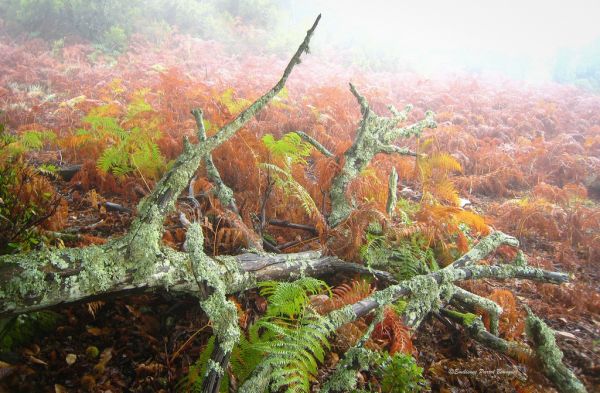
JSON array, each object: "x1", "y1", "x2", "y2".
[
  {"x1": 452, "y1": 231, "x2": 519, "y2": 268},
  {"x1": 369, "y1": 285, "x2": 401, "y2": 307},
  {"x1": 4, "y1": 266, "x2": 47, "y2": 299},
  {"x1": 404, "y1": 275, "x2": 441, "y2": 328},
  {"x1": 238, "y1": 365, "x2": 272, "y2": 393},
  {"x1": 0, "y1": 240, "x2": 131, "y2": 315},
  {"x1": 126, "y1": 206, "x2": 163, "y2": 281},
  {"x1": 322, "y1": 347, "x2": 383, "y2": 392},
  {"x1": 183, "y1": 223, "x2": 240, "y2": 355},
  {"x1": 452, "y1": 285, "x2": 501, "y2": 335},
  {"x1": 200, "y1": 292, "x2": 240, "y2": 353},
  {"x1": 438, "y1": 278, "x2": 457, "y2": 303},
  {"x1": 73, "y1": 245, "x2": 127, "y2": 293},
  {"x1": 386, "y1": 167, "x2": 398, "y2": 217},
  {"x1": 328, "y1": 305, "x2": 357, "y2": 329},
  {"x1": 206, "y1": 358, "x2": 225, "y2": 377},
  {"x1": 48, "y1": 252, "x2": 69, "y2": 270},
  {"x1": 321, "y1": 366, "x2": 357, "y2": 392},
  {"x1": 526, "y1": 311, "x2": 587, "y2": 393},
  {"x1": 513, "y1": 250, "x2": 528, "y2": 267}
]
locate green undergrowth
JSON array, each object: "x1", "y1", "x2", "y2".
[
  {"x1": 360, "y1": 231, "x2": 439, "y2": 281},
  {"x1": 0, "y1": 311, "x2": 63, "y2": 352},
  {"x1": 79, "y1": 91, "x2": 166, "y2": 180},
  {"x1": 178, "y1": 277, "x2": 332, "y2": 393},
  {"x1": 0, "y1": 124, "x2": 58, "y2": 254}
]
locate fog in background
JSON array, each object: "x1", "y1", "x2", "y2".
[
  {"x1": 284, "y1": 0, "x2": 600, "y2": 83},
  {"x1": 1, "y1": 0, "x2": 600, "y2": 87}
]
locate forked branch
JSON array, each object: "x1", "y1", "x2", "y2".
[{"x1": 327, "y1": 83, "x2": 437, "y2": 227}]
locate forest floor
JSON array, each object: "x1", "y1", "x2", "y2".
[
  {"x1": 1, "y1": 29, "x2": 599, "y2": 392},
  {"x1": 0, "y1": 166, "x2": 597, "y2": 393}
]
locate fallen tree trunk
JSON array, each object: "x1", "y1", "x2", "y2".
[{"x1": 0, "y1": 243, "x2": 397, "y2": 319}]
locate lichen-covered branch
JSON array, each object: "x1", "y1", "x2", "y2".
[
  {"x1": 525, "y1": 309, "x2": 587, "y2": 393},
  {"x1": 192, "y1": 108, "x2": 238, "y2": 214},
  {"x1": 184, "y1": 223, "x2": 240, "y2": 393},
  {"x1": 327, "y1": 83, "x2": 437, "y2": 227},
  {"x1": 0, "y1": 227, "x2": 541, "y2": 324},
  {"x1": 0, "y1": 239, "x2": 144, "y2": 317},
  {"x1": 451, "y1": 285, "x2": 502, "y2": 335},
  {"x1": 441, "y1": 308, "x2": 533, "y2": 363},
  {"x1": 296, "y1": 131, "x2": 334, "y2": 158},
  {"x1": 386, "y1": 167, "x2": 398, "y2": 217},
  {"x1": 240, "y1": 261, "x2": 568, "y2": 391},
  {"x1": 0, "y1": 246, "x2": 396, "y2": 319},
  {"x1": 449, "y1": 230, "x2": 519, "y2": 268},
  {"x1": 442, "y1": 307, "x2": 587, "y2": 393}
]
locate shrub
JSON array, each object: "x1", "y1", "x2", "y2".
[
  {"x1": 0, "y1": 124, "x2": 61, "y2": 254},
  {"x1": 0, "y1": 0, "x2": 139, "y2": 41}
]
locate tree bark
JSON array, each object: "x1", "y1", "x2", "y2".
[
  {"x1": 442, "y1": 307, "x2": 587, "y2": 393},
  {"x1": 310, "y1": 83, "x2": 437, "y2": 227}
]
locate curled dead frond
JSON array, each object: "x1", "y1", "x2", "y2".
[{"x1": 478, "y1": 289, "x2": 525, "y2": 340}]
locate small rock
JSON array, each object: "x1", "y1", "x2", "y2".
[
  {"x1": 459, "y1": 198, "x2": 472, "y2": 208},
  {"x1": 66, "y1": 353, "x2": 77, "y2": 366},
  {"x1": 85, "y1": 346, "x2": 100, "y2": 359}
]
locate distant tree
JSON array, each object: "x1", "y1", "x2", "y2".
[{"x1": 554, "y1": 37, "x2": 600, "y2": 91}]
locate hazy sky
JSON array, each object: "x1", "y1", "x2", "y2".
[{"x1": 287, "y1": 0, "x2": 600, "y2": 79}]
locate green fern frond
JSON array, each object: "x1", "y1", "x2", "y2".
[
  {"x1": 259, "y1": 161, "x2": 320, "y2": 219},
  {"x1": 256, "y1": 314, "x2": 334, "y2": 393},
  {"x1": 126, "y1": 89, "x2": 153, "y2": 119},
  {"x1": 86, "y1": 100, "x2": 166, "y2": 180},
  {"x1": 262, "y1": 132, "x2": 312, "y2": 164},
  {"x1": 37, "y1": 164, "x2": 58, "y2": 177},
  {"x1": 20, "y1": 130, "x2": 56, "y2": 150},
  {"x1": 259, "y1": 162, "x2": 289, "y2": 178},
  {"x1": 84, "y1": 112, "x2": 123, "y2": 138},
  {"x1": 360, "y1": 231, "x2": 391, "y2": 266},
  {"x1": 231, "y1": 328, "x2": 266, "y2": 383},
  {"x1": 130, "y1": 140, "x2": 164, "y2": 178},
  {"x1": 97, "y1": 145, "x2": 131, "y2": 176},
  {"x1": 259, "y1": 278, "x2": 329, "y2": 319},
  {"x1": 362, "y1": 232, "x2": 438, "y2": 281},
  {"x1": 220, "y1": 88, "x2": 251, "y2": 114}
]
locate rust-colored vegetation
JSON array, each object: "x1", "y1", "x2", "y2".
[{"x1": 0, "y1": 16, "x2": 599, "y2": 393}]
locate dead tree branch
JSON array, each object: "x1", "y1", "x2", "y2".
[
  {"x1": 296, "y1": 131, "x2": 335, "y2": 158},
  {"x1": 326, "y1": 83, "x2": 436, "y2": 227},
  {"x1": 240, "y1": 259, "x2": 568, "y2": 391},
  {"x1": 192, "y1": 108, "x2": 239, "y2": 215},
  {"x1": 386, "y1": 167, "x2": 398, "y2": 217},
  {"x1": 442, "y1": 307, "x2": 587, "y2": 393}
]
